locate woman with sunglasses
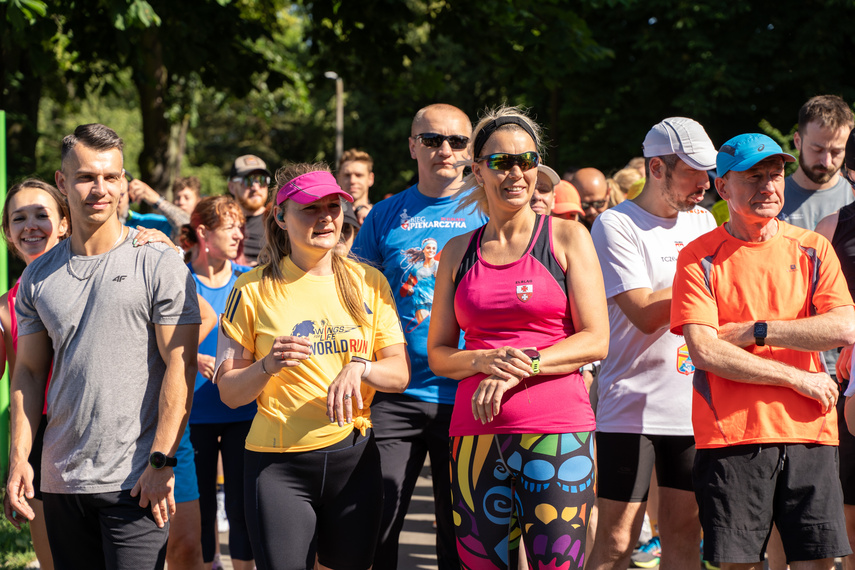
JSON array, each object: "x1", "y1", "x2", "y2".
[
  {"x1": 214, "y1": 164, "x2": 409, "y2": 570},
  {"x1": 427, "y1": 106, "x2": 609, "y2": 570}
]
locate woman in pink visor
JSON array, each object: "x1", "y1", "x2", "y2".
[{"x1": 214, "y1": 163, "x2": 409, "y2": 570}]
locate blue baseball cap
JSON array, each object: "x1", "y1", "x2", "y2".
[{"x1": 716, "y1": 133, "x2": 795, "y2": 178}]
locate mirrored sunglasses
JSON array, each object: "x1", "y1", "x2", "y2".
[
  {"x1": 232, "y1": 174, "x2": 271, "y2": 187},
  {"x1": 476, "y1": 151, "x2": 540, "y2": 172},
  {"x1": 416, "y1": 133, "x2": 470, "y2": 150}
]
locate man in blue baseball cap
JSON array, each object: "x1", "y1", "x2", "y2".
[{"x1": 671, "y1": 132, "x2": 855, "y2": 569}]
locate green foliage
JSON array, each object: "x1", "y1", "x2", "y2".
[{"x1": 0, "y1": 503, "x2": 36, "y2": 569}]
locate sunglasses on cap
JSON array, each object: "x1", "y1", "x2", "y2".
[
  {"x1": 476, "y1": 151, "x2": 540, "y2": 172},
  {"x1": 415, "y1": 133, "x2": 470, "y2": 150},
  {"x1": 231, "y1": 173, "x2": 271, "y2": 187}
]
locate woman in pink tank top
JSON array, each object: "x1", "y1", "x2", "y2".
[{"x1": 427, "y1": 106, "x2": 609, "y2": 570}]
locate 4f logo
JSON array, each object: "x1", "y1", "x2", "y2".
[{"x1": 113, "y1": 275, "x2": 127, "y2": 283}]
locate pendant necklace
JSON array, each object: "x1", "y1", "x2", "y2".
[{"x1": 66, "y1": 226, "x2": 128, "y2": 281}]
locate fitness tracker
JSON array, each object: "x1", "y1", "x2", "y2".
[
  {"x1": 522, "y1": 349, "x2": 541, "y2": 375},
  {"x1": 149, "y1": 451, "x2": 178, "y2": 470},
  {"x1": 754, "y1": 321, "x2": 768, "y2": 347},
  {"x1": 351, "y1": 356, "x2": 372, "y2": 378}
]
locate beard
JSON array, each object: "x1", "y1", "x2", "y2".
[
  {"x1": 662, "y1": 173, "x2": 704, "y2": 213},
  {"x1": 236, "y1": 190, "x2": 267, "y2": 213},
  {"x1": 799, "y1": 152, "x2": 838, "y2": 185}
]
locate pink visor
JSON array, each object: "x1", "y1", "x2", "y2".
[{"x1": 276, "y1": 171, "x2": 355, "y2": 205}]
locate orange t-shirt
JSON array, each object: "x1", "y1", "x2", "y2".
[{"x1": 671, "y1": 222, "x2": 853, "y2": 449}]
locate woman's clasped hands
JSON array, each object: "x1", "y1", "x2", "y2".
[{"x1": 471, "y1": 346, "x2": 535, "y2": 424}]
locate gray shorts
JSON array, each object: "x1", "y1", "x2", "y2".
[{"x1": 693, "y1": 443, "x2": 851, "y2": 564}]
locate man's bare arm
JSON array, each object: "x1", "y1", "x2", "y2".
[
  {"x1": 717, "y1": 306, "x2": 855, "y2": 352},
  {"x1": 5, "y1": 331, "x2": 52, "y2": 526},
  {"x1": 685, "y1": 323, "x2": 838, "y2": 414},
  {"x1": 130, "y1": 323, "x2": 198, "y2": 528}
]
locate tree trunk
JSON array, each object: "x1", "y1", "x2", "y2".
[{"x1": 134, "y1": 26, "x2": 170, "y2": 192}]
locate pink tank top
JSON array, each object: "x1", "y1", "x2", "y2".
[
  {"x1": 9, "y1": 280, "x2": 51, "y2": 414},
  {"x1": 449, "y1": 214, "x2": 595, "y2": 436}
]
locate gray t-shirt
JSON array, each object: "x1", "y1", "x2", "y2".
[
  {"x1": 778, "y1": 175, "x2": 853, "y2": 230},
  {"x1": 16, "y1": 228, "x2": 200, "y2": 494}
]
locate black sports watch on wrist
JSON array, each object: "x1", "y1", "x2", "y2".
[
  {"x1": 754, "y1": 321, "x2": 768, "y2": 347},
  {"x1": 522, "y1": 349, "x2": 541, "y2": 375},
  {"x1": 149, "y1": 451, "x2": 178, "y2": 470}
]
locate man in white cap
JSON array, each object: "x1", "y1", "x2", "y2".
[
  {"x1": 673, "y1": 133, "x2": 854, "y2": 569},
  {"x1": 228, "y1": 154, "x2": 272, "y2": 265},
  {"x1": 531, "y1": 164, "x2": 561, "y2": 216},
  {"x1": 588, "y1": 117, "x2": 718, "y2": 570}
]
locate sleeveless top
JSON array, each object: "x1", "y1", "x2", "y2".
[
  {"x1": 449, "y1": 214, "x2": 596, "y2": 436},
  {"x1": 832, "y1": 202, "x2": 855, "y2": 302}
]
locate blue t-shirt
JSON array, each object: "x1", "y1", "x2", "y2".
[
  {"x1": 189, "y1": 262, "x2": 256, "y2": 424},
  {"x1": 353, "y1": 184, "x2": 487, "y2": 404},
  {"x1": 125, "y1": 210, "x2": 174, "y2": 235}
]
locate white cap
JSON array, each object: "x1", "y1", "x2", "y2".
[
  {"x1": 537, "y1": 164, "x2": 561, "y2": 186},
  {"x1": 642, "y1": 117, "x2": 717, "y2": 171}
]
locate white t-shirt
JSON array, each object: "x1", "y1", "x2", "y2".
[{"x1": 591, "y1": 200, "x2": 716, "y2": 435}]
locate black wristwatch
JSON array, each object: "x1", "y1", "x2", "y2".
[
  {"x1": 149, "y1": 451, "x2": 178, "y2": 470},
  {"x1": 754, "y1": 321, "x2": 768, "y2": 347},
  {"x1": 522, "y1": 349, "x2": 541, "y2": 375}
]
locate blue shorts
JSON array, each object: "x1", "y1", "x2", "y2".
[{"x1": 174, "y1": 425, "x2": 199, "y2": 503}]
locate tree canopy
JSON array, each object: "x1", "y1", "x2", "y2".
[{"x1": 2, "y1": 0, "x2": 854, "y2": 200}]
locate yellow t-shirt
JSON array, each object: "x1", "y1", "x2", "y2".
[{"x1": 221, "y1": 256, "x2": 405, "y2": 453}]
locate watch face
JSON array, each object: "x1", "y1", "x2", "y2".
[
  {"x1": 522, "y1": 349, "x2": 540, "y2": 359},
  {"x1": 150, "y1": 452, "x2": 166, "y2": 469},
  {"x1": 755, "y1": 322, "x2": 768, "y2": 337}
]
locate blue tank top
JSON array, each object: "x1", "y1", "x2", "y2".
[{"x1": 189, "y1": 262, "x2": 256, "y2": 424}]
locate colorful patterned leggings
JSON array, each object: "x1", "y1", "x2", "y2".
[{"x1": 450, "y1": 432, "x2": 595, "y2": 570}]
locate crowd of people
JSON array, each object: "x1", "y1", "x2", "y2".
[{"x1": 2, "y1": 93, "x2": 855, "y2": 570}]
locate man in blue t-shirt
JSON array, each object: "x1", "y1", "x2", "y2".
[{"x1": 353, "y1": 103, "x2": 486, "y2": 570}]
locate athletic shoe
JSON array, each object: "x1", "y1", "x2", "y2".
[
  {"x1": 217, "y1": 489, "x2": 230, "y2": 534},
  {"x1": 630, "y1": 536, "x2": 660, "y2": 568},
  {"x1": 212, "y1": 554, "x2": 225, "y2": 570}
]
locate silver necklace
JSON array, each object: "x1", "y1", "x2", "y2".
[{"x1": 66, "y1": 227, "x2": 128, "y2": 281}]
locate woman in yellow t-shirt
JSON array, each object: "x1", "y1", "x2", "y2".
[{"x1": 214, "y1": 164, "x2": 409, "y2": 570}]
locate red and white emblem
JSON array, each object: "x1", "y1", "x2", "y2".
[
  {"x1": 516, "y1": 284, "x2": 533, "y2": 302},
  {"x1": 675, "y1": 241, "x2": 685, "y2": 251}
]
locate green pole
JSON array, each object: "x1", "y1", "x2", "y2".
[{"x1": 0, "y1": 110, "x2": 8, "y2": 483}]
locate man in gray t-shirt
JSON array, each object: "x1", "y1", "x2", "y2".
[
  {"x1": 5, "y1": 124, "x2": 200, "y2": 569},
  {"x1": 778, "y1": 94, "x2": 854, "y2": 232}
]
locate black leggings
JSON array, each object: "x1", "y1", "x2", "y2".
[
  {"x1": 189, "y1": 421, "x2": 253, "y2": 562},
  {"x1": 244, "y1": 430, "x2": 383, "y2": 570}
]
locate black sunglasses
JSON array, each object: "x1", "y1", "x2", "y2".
[
  {"x1": 580, "y1": 199, "x2": 608, "y2": 210},
  {"x1": 475, "y1": 151, "x2": 540, "y2": 172},
  {"x1": 415, "y1": 133, "x2": 470, "y2": 150}
]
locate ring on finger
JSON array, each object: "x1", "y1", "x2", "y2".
[{"x1": 344, "y1": 394, "x2": 352, "y2": 399}]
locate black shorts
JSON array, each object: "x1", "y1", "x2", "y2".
[
  {"x1": 596, "y1": 432, "x2": 695, "y2": 502},
  {"x1": 29, "y1": 415, "x2": 47, "y2": 501},
  {"x1": 694, "y1": 443, "x2": 851, "y2": 564},
  {"x1": 43, "y1": 489, "x2": 169, "y2": 570},
  {"x1": 836, "y1": 395, "x2": 855, "y2": 504}
]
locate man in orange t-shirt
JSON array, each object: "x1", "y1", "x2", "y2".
[{"x1": 671, "y1": 133, "x2": 855, "y2": 569}]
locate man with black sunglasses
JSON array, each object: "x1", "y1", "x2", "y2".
[
  {"x1": 574, "y1": 167, "x2": 610, "y2": 229},
  {"x1": 228, "y1": 154, "x2": 272, "y2": 265},
  {"x1": 353, "y1": 103, "x2": 486, "y2": 570}
]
